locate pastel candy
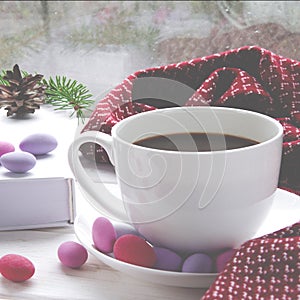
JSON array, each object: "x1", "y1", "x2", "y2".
[
  {"x1": 0, "y1": 151, "x2": 36, "y2": 173},
  {"x1": 92, "y1": 217, "x2": 116, "y2": 253},
  {"x1": 0, "y1": 141, "x2": 15, "y2": 157},
  {"x1": 215, "y1": 248, "x2": 236, "y2": 273},
  {"x1": 114, "y1": 222, "x2": 140, "y2": 239},
  {"x1": 19, "y1": 133, "x2": 57, "y2": 155},
  {"x1": 182, "y1": 253, "x2": 213, "y2": 273},
  {"x1": 57, "y1": 241, "x2": 88, "y2": 269},
  {"x1": 0, "y1": 254, "x2": 35, "y2": 282},
  {"x1": 113, "y1": 234, "x2": 156, "y2": 268},
  {"x1": 153, "y1": 247, "x2": 182, "y2": 272}
]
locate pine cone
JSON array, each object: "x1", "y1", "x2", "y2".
[{"x1": 0, "y1": 64, "x2": 46, "y2": 117}]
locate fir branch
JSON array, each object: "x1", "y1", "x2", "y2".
[
  {"x1": 0, "y1": 68, "x2": 35, "y2": 85},
  {"x1": 0, "y1": 66, "x2": 95, "y2": 122},
  {"x1": 43, "y1": 76, "x2": 95, "y2": 123},
  {"x1": 0, "y1": 70, "x2": 9, "y2": 85}
]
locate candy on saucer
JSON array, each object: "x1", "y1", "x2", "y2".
[
  {"x1": 153, "y1": 247, "x2": 182, "y2": 272},
  {"x1": 114, "y1": 222, "x2": 140, "y2": 239},
  {"x1": 215, "y1": 248, "x2": 236, "y2": 272},
  {"x1": 182, "y1": 252, "x2": 213, "y2": 273},
  {"x1": 92, "y1": 217, "x2": 117, "y2": 253},
  {"x1": 113, "y1": 234, "x2": 156, "y2": 268},
  {"x1": 91, "y1": 216, "x2": 219, "y2": 274}
]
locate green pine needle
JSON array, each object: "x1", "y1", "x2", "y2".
[
  {"x1": 0, "y1": 69, "x2": 30, "y2": 85},
  {"x1": 43, "y1": 76, "x2": 95, "y2": 123},
  {"x1": 0, "y1": 70, "x2": 9, "y2": 85},
  {"x1": 0, "y1": 66, "x2": 95, "y2": 123}
]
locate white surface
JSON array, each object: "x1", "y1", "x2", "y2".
[
  {"x1": 0, "y1": 229, "x2": 206, "y2": 300},
  {"x1": 0, "y1": 105, "x2": 77, "y2": 179},
  {"x1": 0, "y1": 178, "x2": 73, "y2": 230},
  {"x1": 0, "y1": 106, "x2": 78, "y2": 230},
  {"x1": 0, "y1": 193, "x2": 208, "y2": 300},
  {"x1": 254, "y1": 189, "x2": 300, "y2": 236}
]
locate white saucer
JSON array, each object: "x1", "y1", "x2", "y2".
[{"x1": 74, "y1": 188, "x2": 299, "y2": 288}]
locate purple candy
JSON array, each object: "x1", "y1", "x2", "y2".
[
  {"x1": 58, "y1": 241, "x2": 88, "y2": 269},
  {"x1": 19, "y1": 133, "x2": 57, "y2": 155},
  {"x1": 114, "y1": 222, "x2": 139, "y2": 239},
  {"x1": 92, "y1": 217, "x2": 117, "y2": 253},
  {"x1": 216, "y1": 248, "x2": 236, "y2": 273},
  {"x1": 0, "y1": 141, "x2": 15, "y2": 157},
  {"x1": 182, "y1": 253, "x2": 213, "y2": 273},
  {"x1": 0, "y1": 151, "x2": 36, "y2": 173},
  {"x1": 153, "y1": 247, "x2": 182, "y2": 272}
]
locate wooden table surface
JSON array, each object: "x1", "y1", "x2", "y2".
[
  {"x1": 0, "y1": 228, "x2": 208, "y2": 300},
  {"x1": 2, "y1": 186, "x2": 299, "y2": 300},
  {"x1": 0, "y1": 188, "x2": 208, "y2": 300}
]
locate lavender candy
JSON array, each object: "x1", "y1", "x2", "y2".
[
  {"x1": 0, "y1": 151, "x2": 36, "y2": 173},
  {"x1": 19, "y1": 133, "x2": 58, "y2": 155},
  {"x1": 114, "y1": 222, "x2": 140, "y2": 239},
  {"x1": 153, "y1": 247, "x2": 182, "y2": 272},
  {"x1": 182, "y1": 252, "x2": 213, "y2": 273}
]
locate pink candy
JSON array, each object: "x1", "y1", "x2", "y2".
[
  {"x1": 113, "y1": 234, "x2": 156, "y2": 268},
  {"x1": 57, "y1": 241, "x2": 88, "y2": 269},
  {"x1": 215, "y1": 248, "x2": 236, "y2": 272},
  {"x1": 0, "y1": 141, "x2": 15, "y2": 157},
  {"x1": 0, "y1": 254, "x2": 35, "y2": 282},
  {"x1": 92, "y1": 217, "x2": 117, "y2": 253}
]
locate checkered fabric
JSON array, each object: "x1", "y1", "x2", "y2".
[{"x1": 201, "y1": 222, "x2": 299, "y2": 300}]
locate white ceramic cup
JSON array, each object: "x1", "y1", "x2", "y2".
[{"x1": 68, "y1": 106, "x2": 283, "y2": 253}]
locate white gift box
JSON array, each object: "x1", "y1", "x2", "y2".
[{"x1": 0, "y1": 106, "x2": 78, "y2": 230}]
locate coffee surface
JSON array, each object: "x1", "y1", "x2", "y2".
[{"x1": 134, "y1": 132, "x2": 259, "y2": 152}]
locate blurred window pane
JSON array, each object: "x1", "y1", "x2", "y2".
[{"x1": 0, "y1": 1, "x2": 299, "y2": 101}]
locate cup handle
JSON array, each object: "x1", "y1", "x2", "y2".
[{"x1": 68, "y1": 130, "x2": 129, "y2": 222}]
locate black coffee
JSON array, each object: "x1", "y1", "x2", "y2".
[{"x1": 134, "y1": 132, "x2": 259, "y2": 152}]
